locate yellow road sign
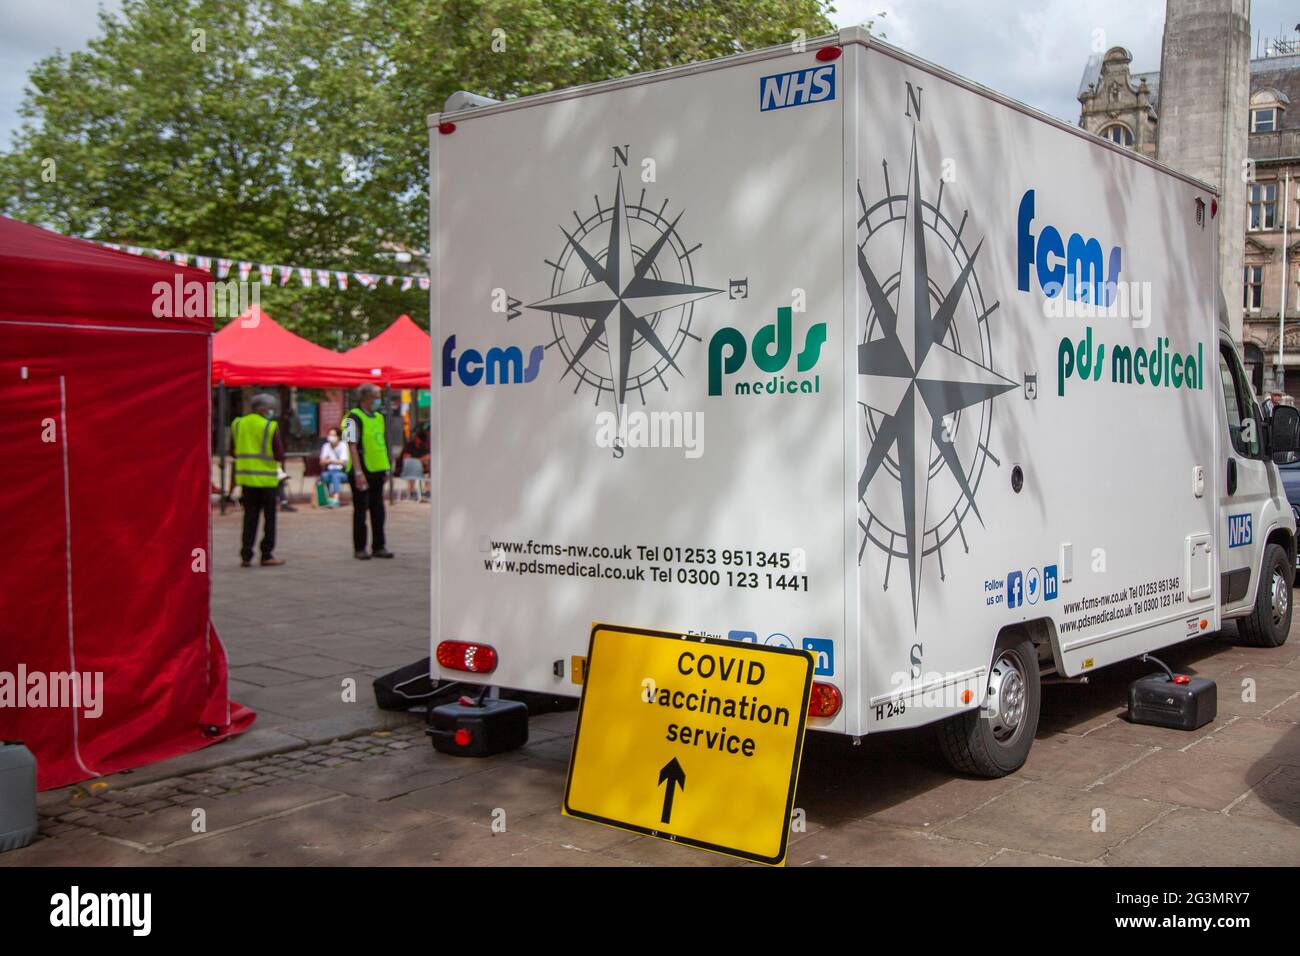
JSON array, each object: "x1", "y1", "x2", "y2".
[{"x1": 563, "y1": 623, "x2": 814, "y2": 865}]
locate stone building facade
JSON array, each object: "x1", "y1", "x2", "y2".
[{"x1": 1079, "y1": 40, "x2": 1300, "y2": 398}]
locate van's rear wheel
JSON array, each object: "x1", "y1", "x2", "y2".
[
  {"x1": 1236, "y1": 543, "x2": 1292, "y2": 648},
  {"x1": 936, "y1": 631, "x2": 1040, "y2": 778}
]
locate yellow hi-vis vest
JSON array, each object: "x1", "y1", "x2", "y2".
[
  {"x1": 231, "y1": 414, "x2": 279, "y2": 487},
  {"x1": 346, "y1": 407, "x2": 390, "y2": 473}
]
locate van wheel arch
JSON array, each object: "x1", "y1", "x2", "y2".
[
  {"x1": 935, "y1": 625, "x2": 1043, "y2": 777},
  {"x1": 1264, "y1": 526, "x2": 1295, "y2": 585}
]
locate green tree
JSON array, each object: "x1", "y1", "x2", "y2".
[{"x1": 0, "y1": 0, "x2": 835, "y2": 345}]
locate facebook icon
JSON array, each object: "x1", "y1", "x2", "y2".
[{"x1": 1007, "y1": 570, "x2": 1024, "y2": 609}]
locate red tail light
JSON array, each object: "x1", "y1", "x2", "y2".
[
  {"x1": 436, "y1": 640, "x2": 498, "y2": 673},
  {"x1": 808, "y1": 682, "x2": 841, "y2": 717}
]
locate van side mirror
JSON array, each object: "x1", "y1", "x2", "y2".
[{"x1": 1270, "y1": 404, "x2": 1300, "y2": 456}]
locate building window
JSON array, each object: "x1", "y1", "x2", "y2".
[
  {"x1": 1252, "y1": 107, "x2": 1279, "y2": 132},
  {"x1": 1100, "y1": 123, "x2": 1134, "y2": 147},
  {"x1": 1249, "y1": 182, "x2": 1278, "y2": 230},
  {"x1": 1245, "y1": 265, "x2": 1263, "y2": 311}
]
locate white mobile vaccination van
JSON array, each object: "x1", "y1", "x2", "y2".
[{"x1": 427, "y1": 27, "x2": 1300, "y2": 775}]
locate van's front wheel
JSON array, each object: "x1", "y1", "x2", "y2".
[
  {"x1": 1236, "y1": 543, "x2": 1293, "y2": 648},
  {"x1": 936, "y1": 631, "x2": 1040, "y2": 778}
]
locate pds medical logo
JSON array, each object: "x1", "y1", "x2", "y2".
[
  {"x1": 759, "y1": 64, "x2": 836, "y2": 111},
  {"x1": 1006, "y1": 570, "x2": 1024, "y2": 609},
  {"x1": 707, "y1": 307, "x2": 826, "y2": 397},
  {"x1": 442, "y1": 335, "x2": 544, "y2": 387}
]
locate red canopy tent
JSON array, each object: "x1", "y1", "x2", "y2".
[
  {"x1": 0, "y1": 216, "x2": 253, "y2": 790},
  {"x1": 212, "y1": 305, "x2": 375, "y2": 387},
  {"x1": 344, "y1": 314, "x2": 431, "y2": 387}
]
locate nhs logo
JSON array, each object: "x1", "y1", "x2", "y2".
[
  {"x1": 759, "y1": 65, "x2": 836, "y2": 111},
  {"x1": 1228, "y1": 513, "x2": 1253, "y2": 548}
]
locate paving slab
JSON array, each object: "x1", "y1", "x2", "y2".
[
  {"x1": 78, "y1": 782, "x2": 345, "y2": 849},
  {"x1": 1192, "y1": 717, "x2": 1300, "y2": 763},
  {"x1": 938, "y1": 781, "x2": 1172, "y2": 862},
  {"x1": 1018, "y1": 732, "x2": 1155, "y2": 789},
  {"x1": 344, "y1": 816, "x2": 541, "y2": 866},
  {"x1": 788, "y1": 820, "x2": 998, "y2": 867},
  {"x1": 489, "y1": 841, "x2": 640, "y2": 866},
  {"x1": 1103, "y1": 807, "x2": 1300, "y2": 866},
  {"x1": 1225, "y1": 765, "x2": 1300, "y2": 827},
  {"x1": 1096, "y1": 747, "x2": 1275, "y2": 812}
]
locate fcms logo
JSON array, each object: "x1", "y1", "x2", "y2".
[
  {"x1": 442, "y1": 335, "x2": 544, "y2": 387},
  {"x1": 759, "y1": 65, "x2": 836, "y2": 111}
]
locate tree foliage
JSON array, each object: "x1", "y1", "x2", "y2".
[{"x1": 0, "y1": 0, "x2": 836, "y2": 344}]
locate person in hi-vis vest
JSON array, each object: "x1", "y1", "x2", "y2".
[
  {"x1": 230, "y1": 393, "x2": 286, "y2": 567},
  {"x1": 343, "y1": 383, "x2": 394, "y2": 560}
]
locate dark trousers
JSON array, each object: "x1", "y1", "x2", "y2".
[
  {"x1": 349, "y1": 470, "x2": 386, "y2": 552},
  {"x1": 239, "y1": 486, "x2": 278, "y2": 561}
]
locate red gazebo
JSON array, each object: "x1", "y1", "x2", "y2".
[
  {"x1": 345, "y1": 313, "x2": 431, "y2": 387},
  {"x1": 213, "y1": 305, "x2": 375, "y2": 387},
  {"x1": 0, "y1": 216, "x2": 253, "y2": 789}
]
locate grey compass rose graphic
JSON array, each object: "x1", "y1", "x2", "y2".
[
  {"x1": 528, "y1": 171, "x2": 721, "y2": 419},
  {"x1": 857, "y1": 132, "x2": 1017, "y2": 624}
]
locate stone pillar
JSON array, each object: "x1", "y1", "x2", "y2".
[{"x1": 1156, "y1": 0, "x2": 1251, "y2": 344}]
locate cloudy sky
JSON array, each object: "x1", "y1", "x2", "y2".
[{"x1": 2, "y1": 0, "x2": 1298, "y2": 145}]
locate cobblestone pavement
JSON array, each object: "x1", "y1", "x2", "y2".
[{"x1": 5, "y1": 500, "x2": 1300, "y2": 865}]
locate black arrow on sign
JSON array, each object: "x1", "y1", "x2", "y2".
[{"x1": 658, "y1": 757, "x2": 686, "y2": 824}]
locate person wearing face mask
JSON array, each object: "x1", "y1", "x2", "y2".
[
  {"x1": 230, "y1": 393, "x2": 286, "y2": 567},
  {"x1": 319, "y1": 427, "x2": 349, "y2": 507},
  {"x1": 343, "y1": 383, "x2": 394, "y2": 559}
]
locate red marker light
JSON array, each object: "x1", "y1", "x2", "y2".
[
  {"x1": 816, "y1": 46, "x2": 842, "y2": 62},
  {"x1": 436, "y1": 640, "x2": 498, "y2": 673},
  {"x1": 808, "y1": 682, "x2": 842, "y2": 717},
  {"x1": 453, "y1": 728, "x2": 473, "y2": 747},
  {"x1": 1210, "y1": 198, "x2": 1218, "y2": 218},
  {"x1": 1173, "y1": 674, "x2": 1191, "y2": 684},
  {"x1": 438, "y1": 121, "x2": 456, "y2": 135}
]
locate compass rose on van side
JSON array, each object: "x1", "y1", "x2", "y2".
[
  {"x1": 857, "y1": 130, "x2": 1017, "y2": 624},
  {"x1": 527, "y1": 169, "x2": 721, "y2": 418}
]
